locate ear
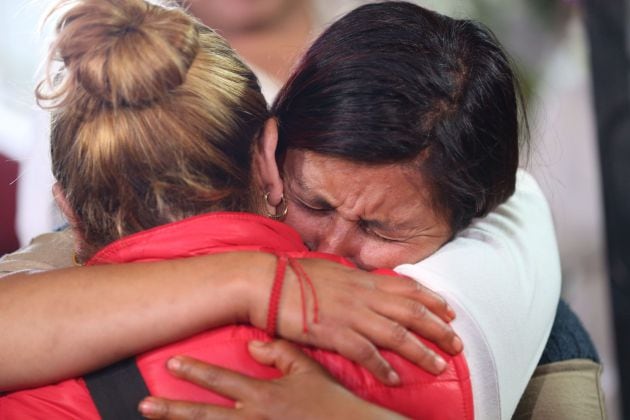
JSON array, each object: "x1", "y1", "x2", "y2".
[
  {"x1": 53, "y1": 182, "x2": 90, "y2": 261},
  {"x1": 52, "y1": 182, "x2": 79, "y2": 227},
  {"x1": 253, "y1": 118, "x2": 284, "y2": 208}
]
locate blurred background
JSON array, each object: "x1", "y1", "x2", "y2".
[{"x1": 0, "y1": 0, "x2": 626, "y2": 418}]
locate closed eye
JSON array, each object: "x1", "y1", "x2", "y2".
[
  {"x1": 359, "y1": 221, "x2": 401, "y2": 243},
  {"x1": 292, "y1": 195, "x2": 332, "y2": 213}
]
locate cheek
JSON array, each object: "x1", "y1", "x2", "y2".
[
  {"x1": 356, "y1": 242, "x2": 414, "y2": 270},
  {"x1": 283, "y1": 203, "x2": 322, "y2": 244},
  {"x1": 357, "y1": 241, "x2": 441, "y2": 270}
]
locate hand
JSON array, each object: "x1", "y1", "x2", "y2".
[
  {"x1": 246, "y1": 257, "x2": 462, "y2": 385},
  {"x1": 138, "y1": 340, "x2": 406, "y2": 420}
]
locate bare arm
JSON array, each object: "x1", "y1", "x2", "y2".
[
  {"x1": 0, "y1": 249, "x2": 459, "y2": 391},
  {"x1": 0, "y1": 252, "x2": 264, "y2": 390}
]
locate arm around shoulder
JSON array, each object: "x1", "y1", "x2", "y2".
[{"x1": 0, "y1": 248, "x2": 275, "y2": 391}]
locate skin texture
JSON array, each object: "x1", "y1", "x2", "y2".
[
  {"x1": 185, "y1": 0, "x2": 304, "y2": 33},
  {"x1": 184, "y1": 0, "x2": 313, "y2": 84},
  {"x1": 283, "y1": 150, "x2": 453, "y2": 270}
]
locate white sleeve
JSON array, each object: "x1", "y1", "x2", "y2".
[{"x1": 395, "y1": 169, "x2": 561, "y2": 420}]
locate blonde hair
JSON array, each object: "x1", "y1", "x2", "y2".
[{"x1": 38, "y1": 0, "x2": 269, "y2": 258}]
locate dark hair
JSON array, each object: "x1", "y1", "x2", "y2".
[{"x1": 272, "y1": 1, "x2": 527, "y2": 233}]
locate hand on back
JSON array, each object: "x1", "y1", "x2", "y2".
[{"x1": 245, "y1": 256, "x2": 463, "y2": 384}]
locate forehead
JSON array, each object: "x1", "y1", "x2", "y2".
[{"x1": 283, "y1": 150, "x2": 439, "y2": 226}]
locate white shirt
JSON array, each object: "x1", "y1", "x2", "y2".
[{"x1": 396, "y1": 169, "x2": 561, "y2": 420}]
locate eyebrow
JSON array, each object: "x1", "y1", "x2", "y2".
[{"x1": 361, "y1": 218, "x2": 414, "y2": 234}]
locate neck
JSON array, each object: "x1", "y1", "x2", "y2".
[{"x1": 225, "y1": 2, "x2": 314, "y2": 85}]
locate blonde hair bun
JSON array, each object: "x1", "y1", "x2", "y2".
[
  {"x1": 47, "y1": 0, "x2": 200, "y2": 107},
  {"x1": 43, "y1": 0, "x2": 269, "y2": 256}
]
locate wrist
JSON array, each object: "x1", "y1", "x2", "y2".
[{"x1": 233, "y1": 252, "x2": 279, "y2": 328}]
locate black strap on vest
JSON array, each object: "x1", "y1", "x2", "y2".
[{"x1": 84, "y1": 357, "x2": 150, "y2": 420}]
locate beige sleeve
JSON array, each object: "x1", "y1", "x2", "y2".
[
  {"x1": 513, "y1": 359, "x2": 607, "y2": 420},
  {"x1": 0, "y1": 230, "x2": 75, "y2": 276}
]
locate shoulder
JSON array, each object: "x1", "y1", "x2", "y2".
[
  {"x1": 395, "y1": 169, "x2": 562, "y2": 419},
  {"x1": 0, "y1": 230, "x2": 74, "y2": 277}
]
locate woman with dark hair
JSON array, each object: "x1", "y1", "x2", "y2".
[
  {"x1": 262, "y1": 4, "x2": 559, "y2": 416},
  {"x1": 0, "y1": 1, "x2": 562, "y2": 419},
  {"x1": 274, "y1": 0, "x2": 522, "y2": 256}
]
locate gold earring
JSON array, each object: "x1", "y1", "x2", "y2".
[
  {"x1": 264, "y1": 192, "x2": 288, "y2": 220},
  {"x1": 72, "y1": 252, "x2": 84, "y2": 267}
]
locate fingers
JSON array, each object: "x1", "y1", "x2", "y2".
[
  {"x1": 367, "y1": 292, "x2": 463, "y2": 356},
  {"x1": 329, "y1": 328, "x2": 401, "y2": 386},
  {"x1": 166, "y1": 356, "x2": 261, "y2": 401},
  {"x1": 247, "y1": 340, "x2": 329, "y2": 377},
  {"x1": 372, "y1": 274, "x2": 456, "y2": 322},
  {"x1": 139, "y1": 396, "x2": 236, "y2": 420},
  {"x1": 353, "y1": 310, "x2": 453, "y2": 375}
]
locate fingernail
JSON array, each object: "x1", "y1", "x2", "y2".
[
  {"x1": 447, "y1": 305, "x2": 456, "y2": 320},
  {"x1": 434, "y1": 355, "x2": 447, "y2": 373},
  {"x1": 452, "y1": 336, "x2": 463, "y2": 352},
  {"x1": 138, "y1": 398, "x2": 159, "y2": 417},
  {"x1": 249, "y1": 340, "x2": 266, "y2": 348},
  {"x1": 388, "y1": 370, "x2": 401, "y2": 385},
  {"x1": 167, "y1": 357, "x2": 182, "y2": 371}
]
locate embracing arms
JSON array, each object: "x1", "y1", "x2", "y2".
[
  {"x1": 0, "y1": 170, "x2": 559, "y2": 420},
  {"x1": 0, "y1": 246, "x2": 458, "y2": 391},
  {"x1": 132, "y1": 170, "x2": 561, "y2": 420},
  {"x1": 0, "y1": 252, "x2": 258, "y2": 389}
]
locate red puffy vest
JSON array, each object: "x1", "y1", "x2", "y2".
[{"x1": 0, "y1": 212, "x2": 473, "y2": 419}]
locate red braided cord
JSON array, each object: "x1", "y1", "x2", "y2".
[
  {"x1": 288, "y1": 258, "x2": 308, "y2": 333},
  {"x1": 266, "y1": 254, "x2": 289, "y2": 336},
  {"x1": 290, "y1": 259, "x2": 319, "y2": 327}
]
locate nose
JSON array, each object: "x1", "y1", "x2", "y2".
[{"x1": 314, "y1": 218, "x2": 359, "y2": 262}]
